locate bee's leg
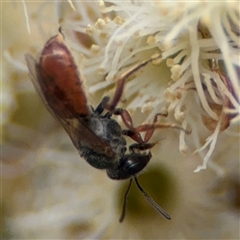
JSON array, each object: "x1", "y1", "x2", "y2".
[
  {"x1": 122, "y1": 112, "x2": 190, "y2": 143},
  {"x1": 119, "y1": 112, "x2": 167, "y2": 143},
  {"x1": 128, "y1": 142, "x2": 156, "y2": 153},
  {"x1": 135, "y1": 113, "x2": 191, "y2": 142},
  {"x1": 122, "y1": 128, "x2": 144, "y2": 144},
  {"x1": 105, "y1": 54, "x2": 162, "y2": 112}
]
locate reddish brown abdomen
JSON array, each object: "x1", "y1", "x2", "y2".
[{"x1": 38, "y1": 34, "x2": 89, "y2": 118}]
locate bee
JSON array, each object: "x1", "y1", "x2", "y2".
[{"x1": 25, "y1": 29, "x2": 190, "y2": 222}]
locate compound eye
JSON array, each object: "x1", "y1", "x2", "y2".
[
  {"x1": 107, "y1": 152, "x2": 151, "y2": 180},
  {"x1": 124, "y1": 158, "x2": 139, "y2": 172}
]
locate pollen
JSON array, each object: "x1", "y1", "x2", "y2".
[
  {"x1": 95, "y1": 18, "x2": 106, "y2": 29},
  {"x1": 84, "y1": 24, "x2": 95, "y2": 36},
  {"x1": 166, "y1": 58, "x2": 175, "y2": 67},
  {"x1": 90, "y1": 44, "x2": 101, "y2": 54},
  {"x1": 114, "y1": 16, "x2": 124, "y2": 25},
  {"x1": 147, "y1": 36, "x2": 157, "y2": 45},
  {"x1": 171, "y1": 65, "x2": 182, "y2": 80}
]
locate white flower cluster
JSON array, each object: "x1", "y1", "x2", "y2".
[{"x1": 62, "y1": 1, "x2": 239, "y2": 171}]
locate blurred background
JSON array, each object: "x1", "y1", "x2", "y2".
[{"x1": 2, "y1": 1, "x2": 239, "y2": 239}]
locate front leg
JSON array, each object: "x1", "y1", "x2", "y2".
[
  {"x1": 122, "y1": 129, "x2": 144, "y2": 144},
  {"x1": 112, "y1": 108, "x2": 134, "y2": 130},
  {"x1": 129, "y1": 142, "x2": 156, "y2": 153},
  {"x1": 135, "y1": 121, "x2": 191, "y2": 142}
]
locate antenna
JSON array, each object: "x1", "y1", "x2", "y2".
[
  {"x1": 119, "y1": 176, "x2": 171, "y2": 222},
  {"x1": 134, "y1": 176, "x2": 171, "y2": 220},
  {"x1": 119, "y1": 179, "x2": 132, "y2": 222}
]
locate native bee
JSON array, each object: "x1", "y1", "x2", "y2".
[{"x1": 25, "y1": 29, "x2": 190, "y2": 222}]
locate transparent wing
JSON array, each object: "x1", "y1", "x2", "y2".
[{"x1": 25, "y1": 53, "x2": 115, "y2": 156}]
